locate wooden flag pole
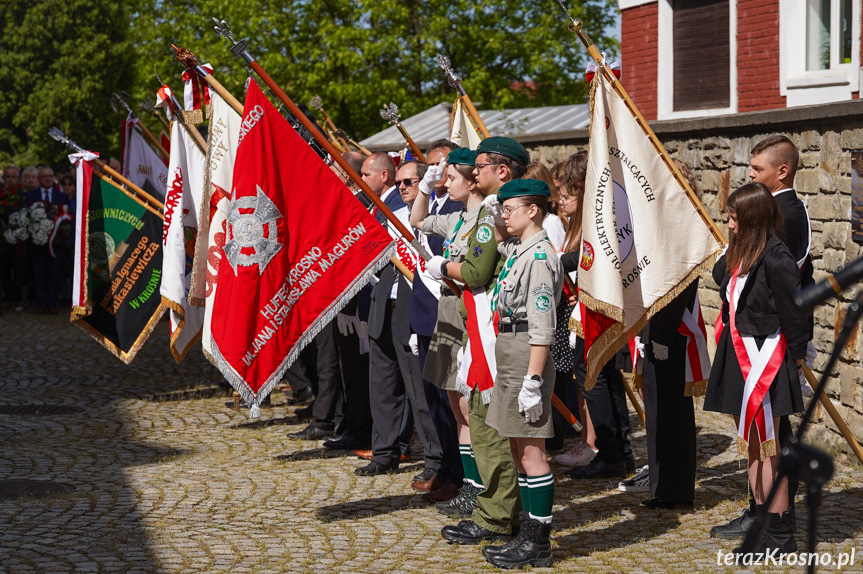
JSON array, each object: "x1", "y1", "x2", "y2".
[
  {"x1": 112, "y1": 92, "x2": 170, "y2": 161},
  {"x1": 621, "y1": 371, "x2": 646, "y2": 427},
  {"x1": 309, "y1": 97, "x2": 352, "y2": 152},
  {"x1": 803, "y1": 366, "x2": 863, "y2": 466},
  {"x1": 380, "y1": 103, "x2": 426, "y2": 162},
  {"x1": 212, "y1": 18, "x2": 460, "y2": 296},
  {"x1": 135, "y1": 121, "x2": 170, "y2": 161},
  {"x1": 94, "y1": 168, "x2": 164, "y2": 219},
  {"x1": 154, "y1": 70, "x2": 208, "y2": 154},
  {"x1": 338, "y1": 130, "x2": 372, "y2": 157},
  {"x1": 559, "y1": 9, "x2": 726, "y2": 249}
]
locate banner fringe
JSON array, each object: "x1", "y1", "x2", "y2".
[
  {"x1": 161, "y1": 295, "x2": 203, "y2": 364},
  {"x1": 210, "y1": 243, "x2": 397, "y2": 411},
  {"x1": 72, "y1": 303, "x2": 167, "y2": 364}
]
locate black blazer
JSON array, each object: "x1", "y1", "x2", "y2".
[
  {"x1": 644, "y1": 280, "x2": 699, "y2": 348},
  {"x1": 712, "y1": 235, "x2": 807, "y2": 360},
  {"x1": 367, "y1": 264, "x2": 412, "y2": 341},
  {"x1": 774, "y1": 189, "x2": 813, "y2": 287}
]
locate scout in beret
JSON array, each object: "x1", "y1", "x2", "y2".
[{"x1": 481, "y1": 176, "x2": 563, "y2": 569}]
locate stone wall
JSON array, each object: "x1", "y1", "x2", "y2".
[{"x1": 520, "y1": 99, "x2": 863, "y2": 463}]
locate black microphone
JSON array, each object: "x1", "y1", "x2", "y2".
[{"x1": 795, "y1": 255, "x2": 863, "y2": 310}]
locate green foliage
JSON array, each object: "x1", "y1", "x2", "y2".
[
  {"x1": 0, "y1": 0, "x2": 618, "y2": 166},
  {"x1": 0, "y1": 0, "x2": 134, "y2": 167}
]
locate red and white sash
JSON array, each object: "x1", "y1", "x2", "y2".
[
  {"x1": 729, "y1": 268, "x2": 786, "y2": 460},
  {"x1": 182, "y1": 63, "x2": 213, "y2": 111},
  {"x1": 677, "y1": 293, "x2": 711, "y2": 396},
  {"x1": 456, "y1": 286, "x2": 498, "y2": 404}
]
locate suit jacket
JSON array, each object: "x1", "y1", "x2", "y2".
[
  {"x1": 774, "y1": 189, "x2": 813, "y2": 287},
  {"x1": 712, "y1": 235, "x2": 808, "y2": 360},
  {"x1": 409, "y1": 195, "x2": 464, "y2": 336},
  {"x1": 643, "y1": 280, "x2": 699, "y2": 348},
  {"x1": 368, "y1": 187, "x2": 412, "y2": 341},
  {"x1": 25, "y1": 186, "x2": 69, "y2": 208}
]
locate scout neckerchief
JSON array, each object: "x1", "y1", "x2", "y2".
[
  {"x1": 489, "y1": 252, "x2": 517, "y2": 317},
  {"x1": 729, "y1": 266, "x2": 787, "y2": 460},
  {"x1": 443, "y1": 216, "x2": 464, "y2": 259}
]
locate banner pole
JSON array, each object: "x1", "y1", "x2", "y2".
[
  {"x1": 803, "y1": 366, "x2": 863, "y2": 466},
  {"x1": 212, "y1": 18, "x2": 460, "y2": 296},
  {"x1": 380, "y1": 103, "x2": 426, "y2": 162},
  {"x1": 112, "y1": 92, "x2": 170, "y2": 161},
  {"x1": 557, "y1": 7, "x2": 727, "y2": 249},
  {"x1": 154, "y1": 70, "x2": 209, "y2": 154},
  {"x1": 309, "y1": 98, "x2": 352, "y2": 152},
  {"x1": 436, "y1": 56, "x2": 491, "y2": 139}
]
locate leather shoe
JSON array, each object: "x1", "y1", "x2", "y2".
[
  {"x1": 294, "y1": 404, "x2": 314, "y2": 420},
  {"x1": 441, "y1": 520, "x2": 508, "y2": 545},
  {"x1": 422, "y1": 481, "x2": 460, "y2": 502},
  {"x1": 564, "y1": 457, "x2": 626, "y2": 479},
  {"x1": 288, "y1": 423, "x2": 334, "y2": 440},
  {"x1": 411, "y1": 471, "x2": 444, "y2": 493},
  {"x1": 710, "y1": 506, "x2": 757, "y2": 538},
  {"x1": 412, "y1": 467, "x2": 436, "y2": 482},
  {"x1": 641, "y1": 497, "x2": 693, "y2": 510},
  {"x1": 354, "y1": 460, "x2": 398, "y2": 476},
  {"x1": 323, "y1": 434, "x2": 369, "y2": 451},
  {"x1": 288, "y1": 385, "x2": 314, "y2": 406},
  {"x1": 354, "y1": 449, "x2": 408, "y2": 462}
]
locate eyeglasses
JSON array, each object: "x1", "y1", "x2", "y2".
[
  {"x1": 501, "y1": 204, "x2": 530, "y2": 217},
  {"x1": 396, "y1": 178, "x2": 419, "y2": 187},
  {"x1": 474, "y1": 162, "x2": 501, "y2": 171},
  {"x1": 558, "y1": 194, "x2": 575, "y2": 204}
]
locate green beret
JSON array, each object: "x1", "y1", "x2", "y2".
[
  {"x1": 476, "y1": 136, "x2": 529, "y2": 167},
  {"x1": 447, "y1": 147, "x2": 477, "y2": 166},
  {"x1": 497, "y1": 179, "x2": 551, "y2": 203}
]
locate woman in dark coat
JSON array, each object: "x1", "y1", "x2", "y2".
[{"x1": 704, "y1": 182, "x2": 807, "y2": 554}]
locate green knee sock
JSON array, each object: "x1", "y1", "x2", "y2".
[
  {"x1": 459, "y1": 444, "x2": 482, "y2": 488},
  {"x1": 518, "y1": 473, "x2": 530, "y2": 515},
  {"x1": 527, "y1": 472, "x2": 554, "y2": 524}
]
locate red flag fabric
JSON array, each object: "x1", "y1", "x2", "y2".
[{"x1": 210, "y1": 80, "x2": 395, "y2": 414}]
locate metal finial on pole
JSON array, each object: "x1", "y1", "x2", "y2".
[
  {"x1": 435, "y1": 54, "x2": 490, "y2": 139},
  {"x1": 171, "y1": 43, "x2": 244, "y2": 114},
  {"x1": 379, "y1": 102, "x2": 425, "y2": 162},
  {"x1": 379, "y1": 102, "x2": 400, "y2": 124}
]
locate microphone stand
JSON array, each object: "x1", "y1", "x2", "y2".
[{"x1": 739, "y1": 290, "x2": 863, "y2": 573}]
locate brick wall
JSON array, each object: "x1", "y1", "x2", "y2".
[
  {"x1": 523, "y1": 100, "x2": 863, "y2": 464},
  {"x1": 621, "y1": 3, "x2": 659, "y2": 121},
  {"x1": 736, "y1": 0, "x2": 786, "y2": 111}
]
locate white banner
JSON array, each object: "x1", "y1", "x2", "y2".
[
  {"x1": 193, "y1": 93, "x2": 241, "y2": 362},
  {"x1": 577, "y1": 70, "x2": 722, "y2": 386},
  {"x1": 449, "y1": 98, "x2": 483, "y2": 150},
  {"x1": 161, "y1": 120, "x2": 206, "y2": 362},
  {"x1": 123, "y1": 119, "x2": 168, "y2": 199}
]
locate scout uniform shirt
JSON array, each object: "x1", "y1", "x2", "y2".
[
  {"x1": 422, "y1": 205, "x2": 502, "y2": 322},
  {"x1": 493, "y1": 230, "x2": 563, "y2": 346}
]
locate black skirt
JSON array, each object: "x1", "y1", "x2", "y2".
[{"x1": 703, "y1": 326, "x2": 804, "y2": 418}]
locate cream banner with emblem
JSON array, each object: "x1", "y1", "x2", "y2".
[{"x1": 577, "y1": 71, "x2": 722, "y2": 387}]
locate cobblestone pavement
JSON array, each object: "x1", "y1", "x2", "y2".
[{"x1": 1, "y1": 312, "x2": 863, "y2": 573}]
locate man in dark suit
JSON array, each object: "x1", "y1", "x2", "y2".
[
  {"x1": 711, "y1": 134, "x2": 812, "y2": 539},
  {"x1": 25, "y1": 165, "x2": 69, "y2": 314},
  {"x1": 355, "y1": 152, "x2": 443, "y2": 478},
  {"x1": 408, "y1": 140, "x2": 466, "y2": 497}
]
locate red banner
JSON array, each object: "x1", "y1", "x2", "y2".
[{"x1": 210, "y1": 80, "x2": 394, "y2": 413}]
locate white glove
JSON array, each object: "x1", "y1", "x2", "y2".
[
  {"x1": 481, "y1": 193, "x2": 505, "y2": 225},
  {"x1": 651, "y1": 341, "x2": 669, "y2": 361},
  {"x1": 799, "y1": 370, "x2": 814, "y2": 398},
  {"x1": 806, "y1": 341, "x2": 816, "y2": 369},
  {"x1": 427, "y1": 255, "x2": 447, "y2": 280},
  {"x1": 356, "y1": 320, "x2": 370, "y2": 355},
  {"x1": 518, "y1": 376, "x2": 544, "y2": 423},
  {"x1": 419, "y1": 159, "x2": 447, "y2": 196},
  {"x1": 409, "y1": 334, "x2": 419, "y2": 356},
  {"x1": 632, "y1": 336, "x2": 645, "y2": 359},
  {"x1": 336, "y1": 313, "x2": 356, "y2": 336}
]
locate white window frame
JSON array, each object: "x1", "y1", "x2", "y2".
[
  {"x1": 657, "y1": 0, "x2": 738, "y2": 119},
  {"x1": 619, "y1": 0, "x2": 657, "y2": 8},
  {"x1": 779, "y1": 0, "x2": 861, "y2": 107}
]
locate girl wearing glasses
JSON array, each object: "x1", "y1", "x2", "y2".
[
  {"x1": 409, "y1": 147, "x2": 502, "y2": 516},
  {"x1": 480, "y1": 178, "x2": 562, "y2": 569}
]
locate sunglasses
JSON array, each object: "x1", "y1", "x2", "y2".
[{"x1": 396, "y1": 178, "x2": 419, "y2": 187}]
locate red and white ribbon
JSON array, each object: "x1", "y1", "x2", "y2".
[
  {"x1": 677, "y1": 292, "x2": 711, "y2": 392},
  {"x1": 181, "y1": 64, "x2": 213, "y2": 111},
  {"x1": 456, "y1": 286, "x2": 498, "y2": 404},
  {"x1": 155, "y1": 85, "x2": 174, "y2": 121},
  {"x1": 729, "y1": 269, "x2": 786, "y2": 459}
]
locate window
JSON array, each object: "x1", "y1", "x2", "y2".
[
  {"x1": 807, "y1": 0, "x2": 855, "y2": 71},
  {"x1": 672, "y1": 0, "x2": 730, "y2": 111},
  {"x1": 780, "y1": 0, "x2": 860, "y2": 106}
]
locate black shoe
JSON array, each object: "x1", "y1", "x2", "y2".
[
  {"x1": 641, "y1": 497, "x2": 693, "y2": 510},
  {"x1": 288, "y1": 423, "x2": 334, "y2": 440},
  {"x1": 441, "y1": 520, "x2": 508, "y2": 545},
  {"x1": 294, "y1": 405, "x2": 314, "y2": 420},
  {"x1": 323, "y1": 434, "x2": 369, "y2": 450},
  {"x1": 710, "y1": 506, "x2": 758, "y2": 539},
  {"x1": 733, "y1": 510, "x2": 797, "y2": 555},
  {"x1": 436, "y1": 482, "x2": 481, "y2": 518},
  {"x1": 485, "y1": 518, "x2": 553, "y2": 569},
  {"x1": 289, "y1": 385, "x2": 314, "y2": 406},
  {"x1": 483, "y1": 520, "x2": 529, "y2": 560},
  {"x1": 413, "y1": 467, "x2": 436, "y2": 482},
  {"x1": 354, "y1": 460, "x2": 398, "y2": 476},
  {"x1": 564, "y1": 458, "x2": 626, "y2": 479}
]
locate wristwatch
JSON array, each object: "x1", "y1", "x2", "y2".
[
  {"x1": 441, "y1": 260, "x2": 449, "y2": 278},
  {"x1": 529, "y1": 374, "x2": 541, "y2": 382}
]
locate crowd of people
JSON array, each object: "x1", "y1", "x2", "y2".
[
  {"x1": 278, "y1": 133, "x2": 814, "y2": 568},
  {"x1": 0, "y1": 162, "x2": 90, "y2": 315}
]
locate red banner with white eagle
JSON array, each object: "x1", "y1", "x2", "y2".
[{"x1": 210, "y1": 80, "x2": 394, "y2": 414}]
